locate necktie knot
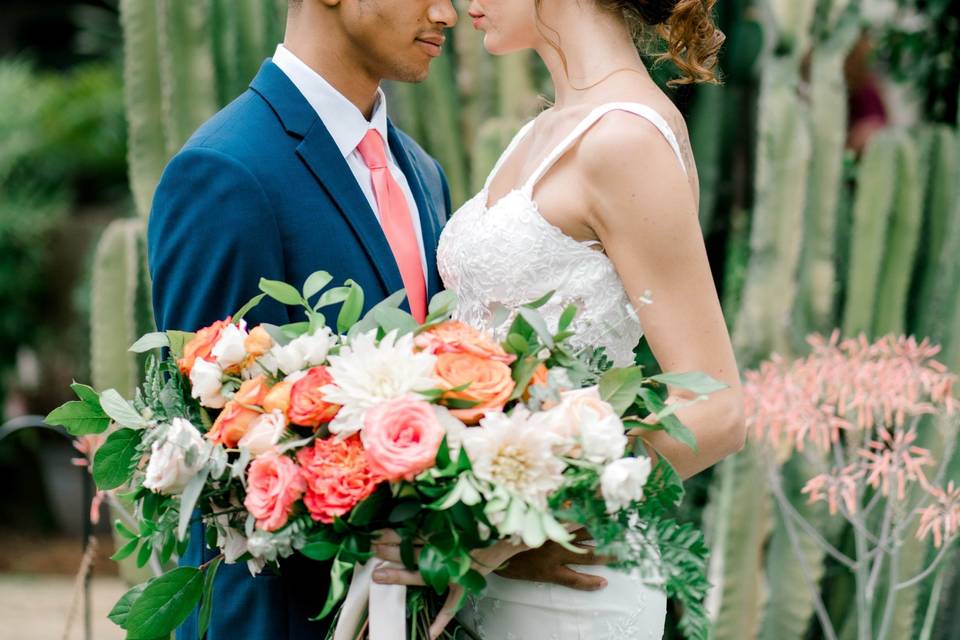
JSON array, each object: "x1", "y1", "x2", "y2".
[{"x1": 357, "y1": 129, "x2": 388, "y2": 170}]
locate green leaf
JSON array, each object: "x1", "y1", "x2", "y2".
[
  {"x1": 443, "y1": 397, "x2": 481, "y2": 410},
  {"x1": 427, "y1": 290, "x2": 458, "y2": 318},
  {"x1": 166, "y1": 331, "x2": 195, "y2": 359},
  {"x1": 349, "y1": 489, "x2": 386, "y2": 527},
  {"x1": 419, "y1": 545, "x2": 450, "y2": 594},
  {"x1": 523, "y1": 290, "x2": 555, "y2": 309},
  {"x1": 315, "y1": 558, "x2": 352, "y2": 620},
  {"x1": 651, "y1": 371, "x2": 727, "y2": 395},
  {"x1": 337, "y1": 280, "x2": 365, "y2": 334},
  {"x1": 303, "y1": 271, "x2": 334, "y2": 301},
  {"x1": 45, "y1": 399, "x2": 111, "y2": 436},
  {"x1": 660, "y1": 414, "x2": 699, "y2": 452},
  {"x1": 301, "y1": 539, "x2": 341, "y2": 562},
  {"x1": 557, "y1": 304, "x2": 578, "y2": 332},
  {"x1": 115, "y1": 520, "x2": 138, "y2": 539},
  {"x1": 259, "y1": 278, "x2": 306, "y2": 306},
  {"x1": 374, "y1": 307, "x2": 419, "y2": 336},
  {"x1": 136, "y1": 538, "x2": 153, "y2": 568},
  {"x1": 458, "y1": 569, "x2": 486, "y2": 594},
  {"x1": 506, "y1": 333, "x2": 529, "y2": 354},
  {"x1": 99, "y1": 389, "x2": 147, "y2": 428},
  {"x1": 313, "y1": 286, "x2": 350, "y2": 310},
  {"x1": 111, "y1": 536, "x2": 140, "y2": 562},
  {"x1": 198, "y1": 556, "x2": 222, "y2": 639},
  {"x1": 108, "y1": 580, "x2": 150, "y2": 628},
  {"x1": 389, "y1": 500, "x2": 421, "y2": 523},
  {"x1": 125, "y1": 567, "x2": 204, "y2": 639},
  {"x1": 232, "y1": 293, "x2": 267, "y2": 323},
  {"x1": 129, "y1": 332, "x2": 170, "y2": 353},
  {"x1": 93, "y1": 428, "x2": 143, "y2": 490},
  {"x1": 598, "y1": 367, "x2": 647, "y2": 415},
  {"x1": 281, "y1": 322, "x2": 311, "y2": 339},
  {"x1": 517, "y1": 307, "x2": 554, "y2": 348}
]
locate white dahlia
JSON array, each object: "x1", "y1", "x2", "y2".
[
  {"x1": 321, "y1": 329, "x2": 437, "y2": 438},
  {"x1": 462, "y1": 407, "x2": 565, "y2": 509}
]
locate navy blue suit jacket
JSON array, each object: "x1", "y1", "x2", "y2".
[{"x1": 147, "y1": 60, "x2": 451, "y2": 639}]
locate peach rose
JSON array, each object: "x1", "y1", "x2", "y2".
[
  {"x1": 178, "y1": 318, "x2": 232, "y2": 375},
  {"x1": 297, "y1": 436, "x2": 381, "y2": 524},
  {"x1": 234, "y1": 375, "x2": 270, "y2": 408},
  {"x1": 288, "y1": 367, "x2": 341, "y2": 428},
  {"x1": 415, "y1": 320, "x2": 515, "y2": 364},
  {"x1": 207, "y1": 400, "x2": 260, "y2": 448},
  {"x1": 263, "y1": 380, "x2": 293, "y2": 415},
  {"x1": 434, "y1": 353, "x2": 515, "y2": 424},
  {"x1": 244, "y1": 326, "x2": 274, "y2": 359},
  {"x1": 243, "y1": 453, "x2": 306, "y2": 532},
  {"x1": 362, "y1": 398, "x2": 445, "y2": 481}
]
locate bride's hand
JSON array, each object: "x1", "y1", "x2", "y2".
[{"x1": 371, "y1": 529, "x2": 528, "y2": 639}]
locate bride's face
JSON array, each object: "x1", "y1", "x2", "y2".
[{"x1": 467, "y1": 0, "x2": 540, "y2": 54}]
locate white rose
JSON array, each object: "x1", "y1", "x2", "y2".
[
  {"x1": 581, "y1": 410, "x2": 628, "y2": 463},
  {"x1": 242, "y1": 351, "x2": 278, "y2": 379},
  {"x1": 544, "y1": 386, "x2": 617, "y2": 441},
  {"x1": 143, "y1": 418, "x2": 211, "y2": 494},
  {"x1": 238, "y1": 410, "x2": 287, "y2": 456},
  {"x1": 211, "y1": 322, "x2": 248, "y2": 369},
  {"x1": 213, "y1": 514, "x2": 248, "y2": 564},
  {"x1": 190, "y1": 358, "x2": 227, "y2": 408},
  {"x1": 601, "y1": 457, "x2": 652, "y2": 513},
  {"x1": 271, "y1": 328, "x2": 334, "y2": 375}
]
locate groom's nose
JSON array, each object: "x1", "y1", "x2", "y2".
[{"x1": 427, "y1": 0, "x2": 458, "y2": 27}]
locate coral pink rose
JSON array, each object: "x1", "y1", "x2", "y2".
[
  {"x1": 362, "y1": 397, "x2": 445, "y2": 480},
  {"x1": 434, "y1": 353, "x2": 516, "y2": 424},
  {"x1": 207, "y1": 400, "x2": 260, "y2": 448},
  {"x1": 178, "y1": 317, "x2": 232, "y2": 375},
  {"x1": 414, "y1": 320, "x2": 515, "y2": 364},
  {"x1": 297, "y1": 436, "x2": 382, "y2": 524},
  {"x1": 243, "y1": 453, "x2": 306, "y2": 532},
  {"x1": 288, "y1": 367, "x2": 341, "y2": 428}
]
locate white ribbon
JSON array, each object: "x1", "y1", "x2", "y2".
[{"x1": 333, "y1": 560, "x2": 407, "y2": 640}]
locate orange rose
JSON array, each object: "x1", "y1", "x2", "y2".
[
  {"x1": 178, "y1": 318, "x2": 231, "y2": 375},
  {"x1": 288, "y1": 367, "x2": 341, "y2": 428},
  {"x1": 234, "y1": 375, "x2": 270, "y2": 408},
  {"x1": 415, "y1": 320, "x2": 515, "y2": 364},
  {"x1": 434, "y1": 352, "x2": 515, "y2": 424},
  {"x1": 207, "y1": 400, "x2": 259, "y2": 447},
  {"x1": 244, "y1": 326, "x2": 274, "y2": 359},
  {"x1": 263, "y1": 380, "x2": 293, "y2": 415}
]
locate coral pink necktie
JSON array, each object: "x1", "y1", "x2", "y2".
[{"x1": 356, "y1": 129, "x2": 427, "y2": 323}]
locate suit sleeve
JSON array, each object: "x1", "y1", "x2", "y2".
[{"x1": 148, "y1": 146, "x2": 290, "y2": 333}]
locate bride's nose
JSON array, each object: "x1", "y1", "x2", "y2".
[{"x1": 428, "y1": 0, "x2": 458, "y2": 27}]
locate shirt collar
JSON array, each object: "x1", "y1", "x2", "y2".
[{"x1": 272, "y1": 44, "x2": 389, "y2": 158}]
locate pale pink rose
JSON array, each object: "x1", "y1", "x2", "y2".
[
  {"x1": 545, "y1": 386, "x2": 618, "y2": 439},
  {"x1": 362, "y1": 397, "x2": 445, "y2": 481},
  {"x1": 243, "y1": 453, "x2": 306, "y2": 532}
]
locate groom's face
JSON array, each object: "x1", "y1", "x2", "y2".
[{"x1": 339, "y1": 0, "x2": 458, "y2": 82}]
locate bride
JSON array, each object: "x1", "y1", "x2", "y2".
[{"x1": 374, "y1": 0, "x2": 745, "y2": 637}]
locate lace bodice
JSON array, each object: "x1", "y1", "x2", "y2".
[{"x1": 437, "y1": 103, "x2": 687, "y2": 368}]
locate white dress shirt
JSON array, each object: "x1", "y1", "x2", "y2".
[{"x1": 272, "y1": 44, "x2": 428, "y2": 275}]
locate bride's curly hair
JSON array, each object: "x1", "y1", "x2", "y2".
[{"x1": 537, "y1": 0, "x2": 725, "y2": 86}]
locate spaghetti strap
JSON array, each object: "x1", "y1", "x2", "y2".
[
  {"x1": 521, "y1": 102, "x2": 687, "y2": 195},
  {"x1": 483, "y1": 120, "x2": 537, "y2": 190}
]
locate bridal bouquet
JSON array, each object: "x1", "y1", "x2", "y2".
[{"x1": 48, "y1": 271, "x2": 721, "y2": 640}]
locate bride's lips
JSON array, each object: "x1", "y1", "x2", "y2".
[
  {"x1": 416, "y1": 34, "x2": 445, "y2": 57},
  {"x1": 468, "y1": 11, "x2": 485, "y2": 29}
]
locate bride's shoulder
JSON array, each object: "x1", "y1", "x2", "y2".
[{"x1": 576, "y1": 107, "x2": 687, "y2": 183}]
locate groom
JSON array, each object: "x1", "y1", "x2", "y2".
[{"x1": 149, "y1": 0, "x2": 609, "y2": 638}]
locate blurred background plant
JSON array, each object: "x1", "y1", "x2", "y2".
[{"x1": 1, "y1": 0, "x2": 958, "y2": 638}]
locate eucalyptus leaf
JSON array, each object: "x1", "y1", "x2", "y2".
[
  {"x1": 313, "y1": 286, "x2": 350, "y2": 310},
  {"x1": 517, "y1": 307, "x2": 554, "y2": 348},
  {"x1": 651, "y1": 371, "x2": 727, "y2": 395},
  {"x1": 427, "y1": 290, "x2": 458, "y2": 316},
  {"x1": 374, "y1": 307, "x2": 419, "y2": 336},
  {"x1": 177, "y1": 469, "x2": 209, "y2": 541},
  {"x1": 99, "y1": 389, "x2": 148, "y2": 428},
  {"x1": 129, "y1": 332, "x2": 170, "y2": 353},
  {"x1": 303, "y1": 271, "x2": 334, "y2": 301},
  {"x1": 523, "y1": 290, "x2": 556, "y2": 309},
  {"x1": 166, "y1": 330, "x2": 195, "y2": 359},
  {"x1": 124, "y1": 567, "x2": 204, "y2": 639},
  {"x1": 557, "y1": 304, "x2": 578, "y2": 332},
  {"x1": 259, "y1": 278, "x2": 306, "y2": 307},
  {"x1": 598, "y1": 367, "x2": 647, "y2": 416},
  {"x1": 260, "y1": 323, "x2": 291, "y2": 347},
  {"x1": 198, "y1": 556, "x2": 222, "y2": 638},
  {"x1": 93, "y1": 428, "x2": 143, "y2": 490}
]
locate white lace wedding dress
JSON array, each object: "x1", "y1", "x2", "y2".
[{"x1": 436, "y1": 103, "x2": 688, "y2": 640}]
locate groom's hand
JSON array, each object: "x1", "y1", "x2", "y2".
[{"x1": 494, "y1": 538, "x2": 611, "y2": 591}]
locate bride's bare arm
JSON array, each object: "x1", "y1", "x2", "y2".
[{"x1": 578, "y1": 113, "x2": 746, "y2": 479}]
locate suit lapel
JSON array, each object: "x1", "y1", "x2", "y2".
[
  {"x1": 388, "y1": 121, "x2": 443, "y2": 299},
  {"x1": 250, "y1": 61, "x2": 404, "y2": 298}
]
